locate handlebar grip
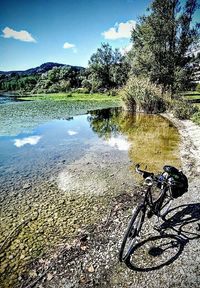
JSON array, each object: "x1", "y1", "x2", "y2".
[{"x1": 135, "y1": 164, "x2": 154, "y2": 179}]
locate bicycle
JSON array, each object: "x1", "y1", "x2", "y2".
[{"x1": 119, "y1": 164, "x2": 187, "y2": 262}]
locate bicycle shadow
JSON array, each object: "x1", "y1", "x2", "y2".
[{"x1": 124, "y1": 203, "x2": 200, "y2": 272}]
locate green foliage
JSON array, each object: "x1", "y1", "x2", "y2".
[
  {"x1": 122, "y1": 76, "x2": 168, "y2": 113},
  {"x1": 196, "y1": 83, "x2": 200, "y2": 93},
  {"x1": 86, "y1": 43, "x2": 130, "y2": 92},
  {"x1": 172, "y1": 98, "x2": 198, "y2": 119},
  {"x1": 0, "y1": 75, "x2": 39, "y2": 92},
  {"x1": 107, "y1": 89, "x2": 119, "y2": 96},
  {"x1": 129, "y1": 0, "x2": 199, "y2": 94},
  {"x1": 191, "y1": 109, "x2": 200, "y2": 125},
  {"x1": 71, "y1": 87, "x2": 89, "y2": 94},
  {"x1": 0, "y1": 66, "x2": 84, "y2": 94}
]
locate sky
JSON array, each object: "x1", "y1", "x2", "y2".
[
  {"x1": 0, "y1": 0, "x2": 152, "y2": 71},
  {"x1": 0, "y1": 0, "x2": 199, "y2": 71}
]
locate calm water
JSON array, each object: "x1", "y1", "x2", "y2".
[
  {"x1": 0, "y1": 105, "x2": 180, "y2": 193},
  {"x1": 0, "y1": 103, "x2": 181, "y2": 288},
  {"x1": 0, "y1": 93, "x2": 20, "y2": 104}
]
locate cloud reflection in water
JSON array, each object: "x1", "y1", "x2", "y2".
[
  {"x1": 14, "y1": 135, "x2": 42, "y2": 148},
  {"x1": 106, "y1": 136, "x2": 130, "y2": 151},
  {"x1": 67, "y1": 130, "x2": 78, "y2": 136}
]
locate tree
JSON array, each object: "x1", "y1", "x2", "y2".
[
  {"x1": 129, "y1": 0, "x2": 200, "y2": 94},
  {"x1": 87, "y1": 43, "x2": 130, "y2": 91}
]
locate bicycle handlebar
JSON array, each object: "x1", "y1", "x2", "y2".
[
  {"x1": 135, "y1": 164, "x2": 154, "y2": 179},
  {"x1": 135, "y1": 164, "x2": 172, "y2": 187}
]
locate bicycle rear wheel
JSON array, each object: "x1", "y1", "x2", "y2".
[{"x1": 119, "y1": 204, "x2": 145, "y2": 262}]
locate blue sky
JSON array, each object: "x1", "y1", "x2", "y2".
[
  {"x1": 0, "y1": 0, "x2": 199, "y2": 71},
  {"x1": 0, "y1": 0, "x2": 151, "y2": 71}
]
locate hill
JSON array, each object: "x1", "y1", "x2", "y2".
[
  {"x1": 0, "y1": 62, "x2": 84, "y2": 76},
  {"x1": 0, "y1": 62, "x2": 86, "y2": 93}
]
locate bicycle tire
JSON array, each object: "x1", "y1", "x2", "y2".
[{"x1": 119, "y1": 204, "x2": 145, "y2": 262}]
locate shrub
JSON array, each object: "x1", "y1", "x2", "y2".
[
  {"x1": 191, "y1": 110, "x2": 200, "y2": 125},
  {"x1": 122, "y1": 76, "x2": 168, "y2": 113},
  {"x1": 196, "y1": 83, "x2": 200, "y2": 93},
  {"x1": 72, "y1": 87, "x2": 89, "y2": 94},
  {"x1": 172, "y1": 98, "x2": 198, "y2": 119},
  {"x1": 108, "y1": 89, "x2": 118, "y2": 96}
]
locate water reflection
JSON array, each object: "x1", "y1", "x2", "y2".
[
  {"x1": 67, "y1": 130, "x2": 78, "y2": 136},
  {"x1": 88, "y1": 108, "x2": 180, "y2": 171},
  {"x1": 106, "y1": 136, "x2": 130, "y2": 151},
  {"x1": 87, "y1": 108, "x2": 120, "y2": 139},
  {"x1": 14, "y1": 135, "x2": 42, "y2": 148},
  {"x1": 0, "y1": 108, "x2": 180, "y2": 187}
]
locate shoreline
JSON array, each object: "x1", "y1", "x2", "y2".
[
  {"x1": 162, "y1": 113, "x2": 200, "y2": 178},
  {"x1": 1, "y1": 111, "x2": 200, "y2": 288},
  {"x1": 21, "y1": 114, "x2": 200, "y2": 288}
]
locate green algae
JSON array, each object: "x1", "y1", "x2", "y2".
[{"x1": 0, "y1": 99, "x2": 120, "y2": 136}]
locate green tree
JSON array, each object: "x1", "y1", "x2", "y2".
[
  {"x1": 87, "y1": 43, "x2": 130, "y2": 91},
  {"x1": 129, "y1": 0, "x2": 199, "y2": 94}
]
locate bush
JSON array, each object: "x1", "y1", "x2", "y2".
[
  {"x1": 108, "y1": 89, "x2": 118, "y2": 96},
  {"x1": 172, "y1": 98, "x2": 198, "y2": 119},
  {"x1": 196, "y1": 83, "x2": 200, "y2": 93},
  {"x1": 191, "y1": 110, "x2": 200, "y2": 125},
  {"x1": 72, "y1": 87, "x2": 89, "y2": 94},
  {"x1": 122, "y1": 76, "x2": 168, "y2": 113}
]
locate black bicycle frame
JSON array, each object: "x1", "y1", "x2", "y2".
[{"x1": 144, "y1": 183, "x2": 169, "y2": 216}]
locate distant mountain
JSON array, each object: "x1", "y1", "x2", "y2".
[{"x1": 0, "y1": 62, "x2": 85, "y2": 76}]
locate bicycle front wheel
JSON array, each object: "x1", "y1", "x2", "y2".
[
  {"x1": 119, "y1": 204, "x2": 145, "y2": 262},
  {"x1": 159, "y1": 190, "x2": 173, "y2": 220}
]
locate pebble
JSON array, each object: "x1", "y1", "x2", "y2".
[{"x1": 23, "y1": 183, "x2": 31, "y2": 189}]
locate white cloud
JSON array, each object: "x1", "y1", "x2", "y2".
[
  {"x1": 120, "y1": 43, "x2": 133, "y2": 55},
  {"x1": 63, "y1": 42, "x2": 77, "y2": 53},
  {"x1": 102, "y1": 20, "x2": 136, "y2": 40},
  {"x1": 2, "y1": 27, "x2": 36, "y2": 42},
  {"x1": 106, "y1": 136, "x2": 130, "y2": 151},
  {"x1": 63, "y1": 42, "x2": 75, "y2": 49},
  {"x1": 14, "y1": 135, "x2": 41, "y2": 148},
  {"x1": 67, "y1": 130, "x2": 78, "y2": 136}
]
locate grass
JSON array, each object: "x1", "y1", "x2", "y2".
[
  {"x1": 18, "y1": 92, "x2": 121, "y2": 102},
  {"x1": 182, "y1": 91, "x2": 200, "y2": 100}
]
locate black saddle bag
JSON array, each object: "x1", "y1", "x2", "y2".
[{"x1": 163, "y1": 165, "x2": 188, "y2": 198}]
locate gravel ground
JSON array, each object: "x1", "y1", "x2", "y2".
[{"x1": 19, "y1": 115, "x2": 200, "y2": 288}]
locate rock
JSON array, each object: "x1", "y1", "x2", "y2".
[
  {"x1": 87, "y1": 264, "x2": 95, "y2": 273},
  {"x1": 80, "y1": 245, "x2": 87, "y2": 251},
  {"x1": 47, "y1": 273, "x2": 53, "y2": 281},
  {"x1": 79, "y1": 275, "x2": 86, "y2": 284},
  {"x1": 23, "y1": 183, "x2": 31, "y2": 189},
  {"x1": 29, "y1": 269, "x2": 37, "y2": 277}
]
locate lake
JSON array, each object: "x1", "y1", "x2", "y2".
[
  {"x1": 0, "y1": 105, "x2": 180, "y2": 196},
  {"x1": 0, "y1": 93, "x2": 21, "y2": 104},
  {"x1": 0, "y1": 98, "x2": 180, "y2": 287}
]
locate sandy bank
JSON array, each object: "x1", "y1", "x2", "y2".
[{"x1": 162, "y1": 113, "x2": 200, "y2": 177}]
